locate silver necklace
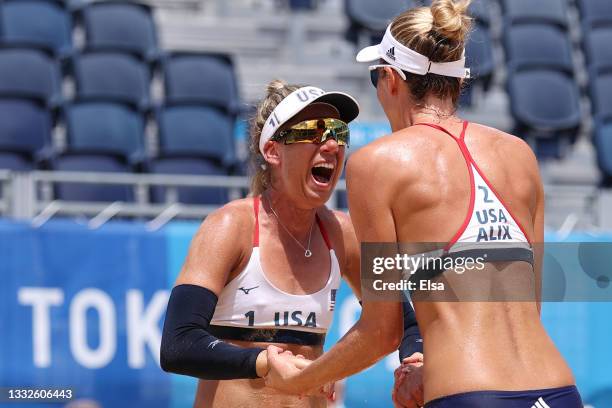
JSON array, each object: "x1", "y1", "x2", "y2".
[{"x1": 267, "y1": 199, "x2": 315, "y2": 258}]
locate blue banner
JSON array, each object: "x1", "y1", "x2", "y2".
[
  {"x1": 0, "y1": 220, "x2": 170, "y2": 408},
  {"x1": 1, "y1": 219, "x2": 611, "y2": 407}
]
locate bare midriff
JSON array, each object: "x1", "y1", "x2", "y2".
[{"x1": 194, "y1": 340, "x2": 327, "y2": 408}]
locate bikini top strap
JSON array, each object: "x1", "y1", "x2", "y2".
[
  {"x1": 253, "y1": 196, "x2": 260, "y2": 247},
  {"x1": 316, "y1": 214, "x2": 332, "y2": 251},
  {"x1": 413, "y1": 121, "x2": 470, "y2": 142},
  {"x1": 459, "y1": 120, "x2": 469, "y2": 140}
]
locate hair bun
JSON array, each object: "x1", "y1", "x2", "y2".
[
  {"x1": 430, "y1": 0, "x2": 472, "y2": 43},
  {"x1": 266, "y1": 79, "x2": 288, "y2": 94}
]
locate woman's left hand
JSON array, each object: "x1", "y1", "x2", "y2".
[{"x1": 392, "y1": 352, "x2": 424, "y2": 408}]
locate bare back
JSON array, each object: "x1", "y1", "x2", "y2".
[{"x1": 349, "y1": 120, "x2": 574, "y2": 402}]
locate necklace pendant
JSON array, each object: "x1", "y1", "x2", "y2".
[{"x1": 304, "y1": 249, "x2": 312, "y2": 258}]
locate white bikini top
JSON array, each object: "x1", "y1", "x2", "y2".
[
  {"x1": 210, "y1": 197, "x2": 342, "y2": 341},
  {"x1": 415, "y1": 121, "x2": 533, "y2": 263}
]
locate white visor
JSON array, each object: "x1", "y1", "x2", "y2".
[
  {"x1": 259, "y1": 86, "x2": 360, "y2": 155},
  {"x1": 356, "y1": 24, "x2": 470, "y2": 79}
]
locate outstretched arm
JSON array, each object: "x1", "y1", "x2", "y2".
[
  {"x1": 266, "y1": 147, "x2": 404, "y2": 393},
  {"x1": 336, "y1": 210, "x2": 422, "y2": 361}
]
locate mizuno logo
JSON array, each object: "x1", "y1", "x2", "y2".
[
  {"x1": 531, "y1": 397, "x2": 551, "y2": 408},
  {"x1": 386, "y1": 47, "x2": 396, "y2": 61},
  {"x1": 238, "y1": 286, "x2": 259, "y2": 294}
]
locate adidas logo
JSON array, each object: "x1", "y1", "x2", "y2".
[
  {"x1": 386, "y1": 46, "x2": 396, "y2": 61},
  {"x1": 531, "y1": 397, "x2": 551, "y2": 408}
]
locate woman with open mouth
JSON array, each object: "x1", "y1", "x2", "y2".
[{"x1": 160, "y1": 79, "x2": 423, "y2": 407}]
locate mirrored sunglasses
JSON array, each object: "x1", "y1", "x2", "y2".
[{"x1": 273, "y1": 118, "x2": 350, "y2": 147}]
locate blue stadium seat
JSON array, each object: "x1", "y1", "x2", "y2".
[
  {"x1": 0, "y1": 152, "x2": 34, "y2": 198},
  {"x1": 0, "y1": 98, "x2": 52, "y2": 160},
  {"x1": 157, "y1": 105, "x2": 235, "y2": 168},
  {"x1": 148, "y1": 158, "x2": 229, "y2": 205},
  {"x1": 466, "y1": 22, "x2": 495, "y2": 91},
  {"x1": 504, "y1": 24, "x2": 573, "y2": 72},
  {"x1": 589, "y1": 71, "x2": 612, "y2": 119},
  {"x1": 467, "y1": 0, "x2": 492, "y2": 26},
  {"x1": 0, "y1": 48, "x2": 61, "y2": 104},
  {"x1": 508, "y1": 67, "x2": 581, "y2": 140},
  {"x1": 163, "y1": 53, "x2": 239, "y2": 114},
  {"x1": 81, "y1": 1, "x2": 159, "y2": 60},
  {"x1": 73, "y1": 52, "x2": 150, "y2": 109},
  {"x1": 578, "y1": 0, "x2": 612, "y2": 27},
  {"x1": 0, "y1": 152, "x2": 34, "y2": 171},
  {"x1": 345, "y1": 0, "x2": 415, "y2": 35},
  {"x1": 289, "y1": 0, "x2": 317, "y2": 10},
  {"x1": 594, "y1": 118, "x2": 612, "y2": 186},
  {"x1": 0, "y1": 0, "x2": 73, "y2": 57},
  {"x1": 584, "y1": 27, "x2": 612, "y2": 72},
  {"x1": 52, "y1": 154, "x2": 133, "y2": 202},
  {"x1": 502, "y1": 0, "x2": 569, "y2": 28},
  {"x1": 64, "y1": 102, "x2": 145, "y2": 163}
]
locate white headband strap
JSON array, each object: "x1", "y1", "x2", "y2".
[
  {"x1": 259, "y1": 86, "x2": 326, "y2": 155},
  {"x1": 378, "y1": 25, "x2": 470, "y2": 78}
]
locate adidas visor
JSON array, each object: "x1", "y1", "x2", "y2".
[
  {"x1": 356, "y1": 24, "x2": 470, "y2": 79},
  {"x1": 259, "y1": 86, "x2": 360, "y2": 155}
]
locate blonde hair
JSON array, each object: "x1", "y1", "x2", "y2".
[
  {"x1": 249, "y1": 79, "x2": 302, "y2": 195},
  {"x1": 390, "y1": 0, "x2": 472, "y2": 105}
]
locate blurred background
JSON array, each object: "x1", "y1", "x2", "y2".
[{"x1": 0, "y1": 0, "x2": 611, "y2": 407}]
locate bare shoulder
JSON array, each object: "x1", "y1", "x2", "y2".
[
  {"x1": 175, "y1": 197, "x2": 255, "y2": 290},
  {"x1": 330, "y1": 209, "x2": 355, "y2": 235},
  {"x1": 191, "y1": 197, "x2": 255, "y2": 247},
  {"x1": 320, "y1": 209, "x2": 355, "y2": 237},
  {"x1": 315, "y1": 208, "x2": 358, "y2": 254},
  {"x1": 346, "y1": 130, "x2": 423, "y2": 182},
  {"x1": 315, "y1": 206, "x2": 347, "y2": 238},
  {"x1": 473, "y1": 123, "x2": 540, "y2": 174}
]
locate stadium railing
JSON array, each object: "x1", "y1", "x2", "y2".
[
  {"x1": 0, "y1": 170, "x2": 345, "y2": 229},
  {"x1": 0, "y1": 169, "x2": 608, "y2": 233}
]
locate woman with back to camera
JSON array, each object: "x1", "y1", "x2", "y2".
[
  {"x1": 264, "y1": 1, "x2": 583, "y2": 407},
  {"x1": 160, "y1": 79, "x2": 423, "y2": 407}
]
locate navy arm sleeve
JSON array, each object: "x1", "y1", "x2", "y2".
[
  {"x1": 160, "y1": 284, "x2": 264, "y2": 380},
  {"x1": 398, "y1": 301, "x2": 423, "y2": 361}
]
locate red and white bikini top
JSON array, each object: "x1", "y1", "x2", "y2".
[
  {"x1": 210, "y1": 196, "x2": 341, "y2": 334},
  {"x1": 415, "y1": 121, "x2": 533, "y2": 262}
]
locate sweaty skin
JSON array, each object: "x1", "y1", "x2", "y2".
[
  {"x1": 271, "y1": 119, "x2": 575, "y2": 402},
  {"x1": 173, "y1": 103, "x2": 363, "y2": 407},
  {"x1": 180, "y1": 199, "x2": 360, "y2": 408},
  {"x1": 350, "y1": 120, "x2": 574, "y2": 403},
  {"x1": 265, "y1": 66, "x2": 574, "y2": 403}
]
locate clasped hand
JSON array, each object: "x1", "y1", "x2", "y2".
[
  {"x1": 263, "y1": 345, "x2": 335, "y2": 402},
  {"x1": 392, "y1": 352, "x2": 424, "y2": 408}
]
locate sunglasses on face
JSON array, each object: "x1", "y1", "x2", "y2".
[
  {"x1": 368, "y1": 64, "x2": 408, "y2": 88},
  {"x1": 272, "y1": 118, "x2": 350, "y2": 147}
]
